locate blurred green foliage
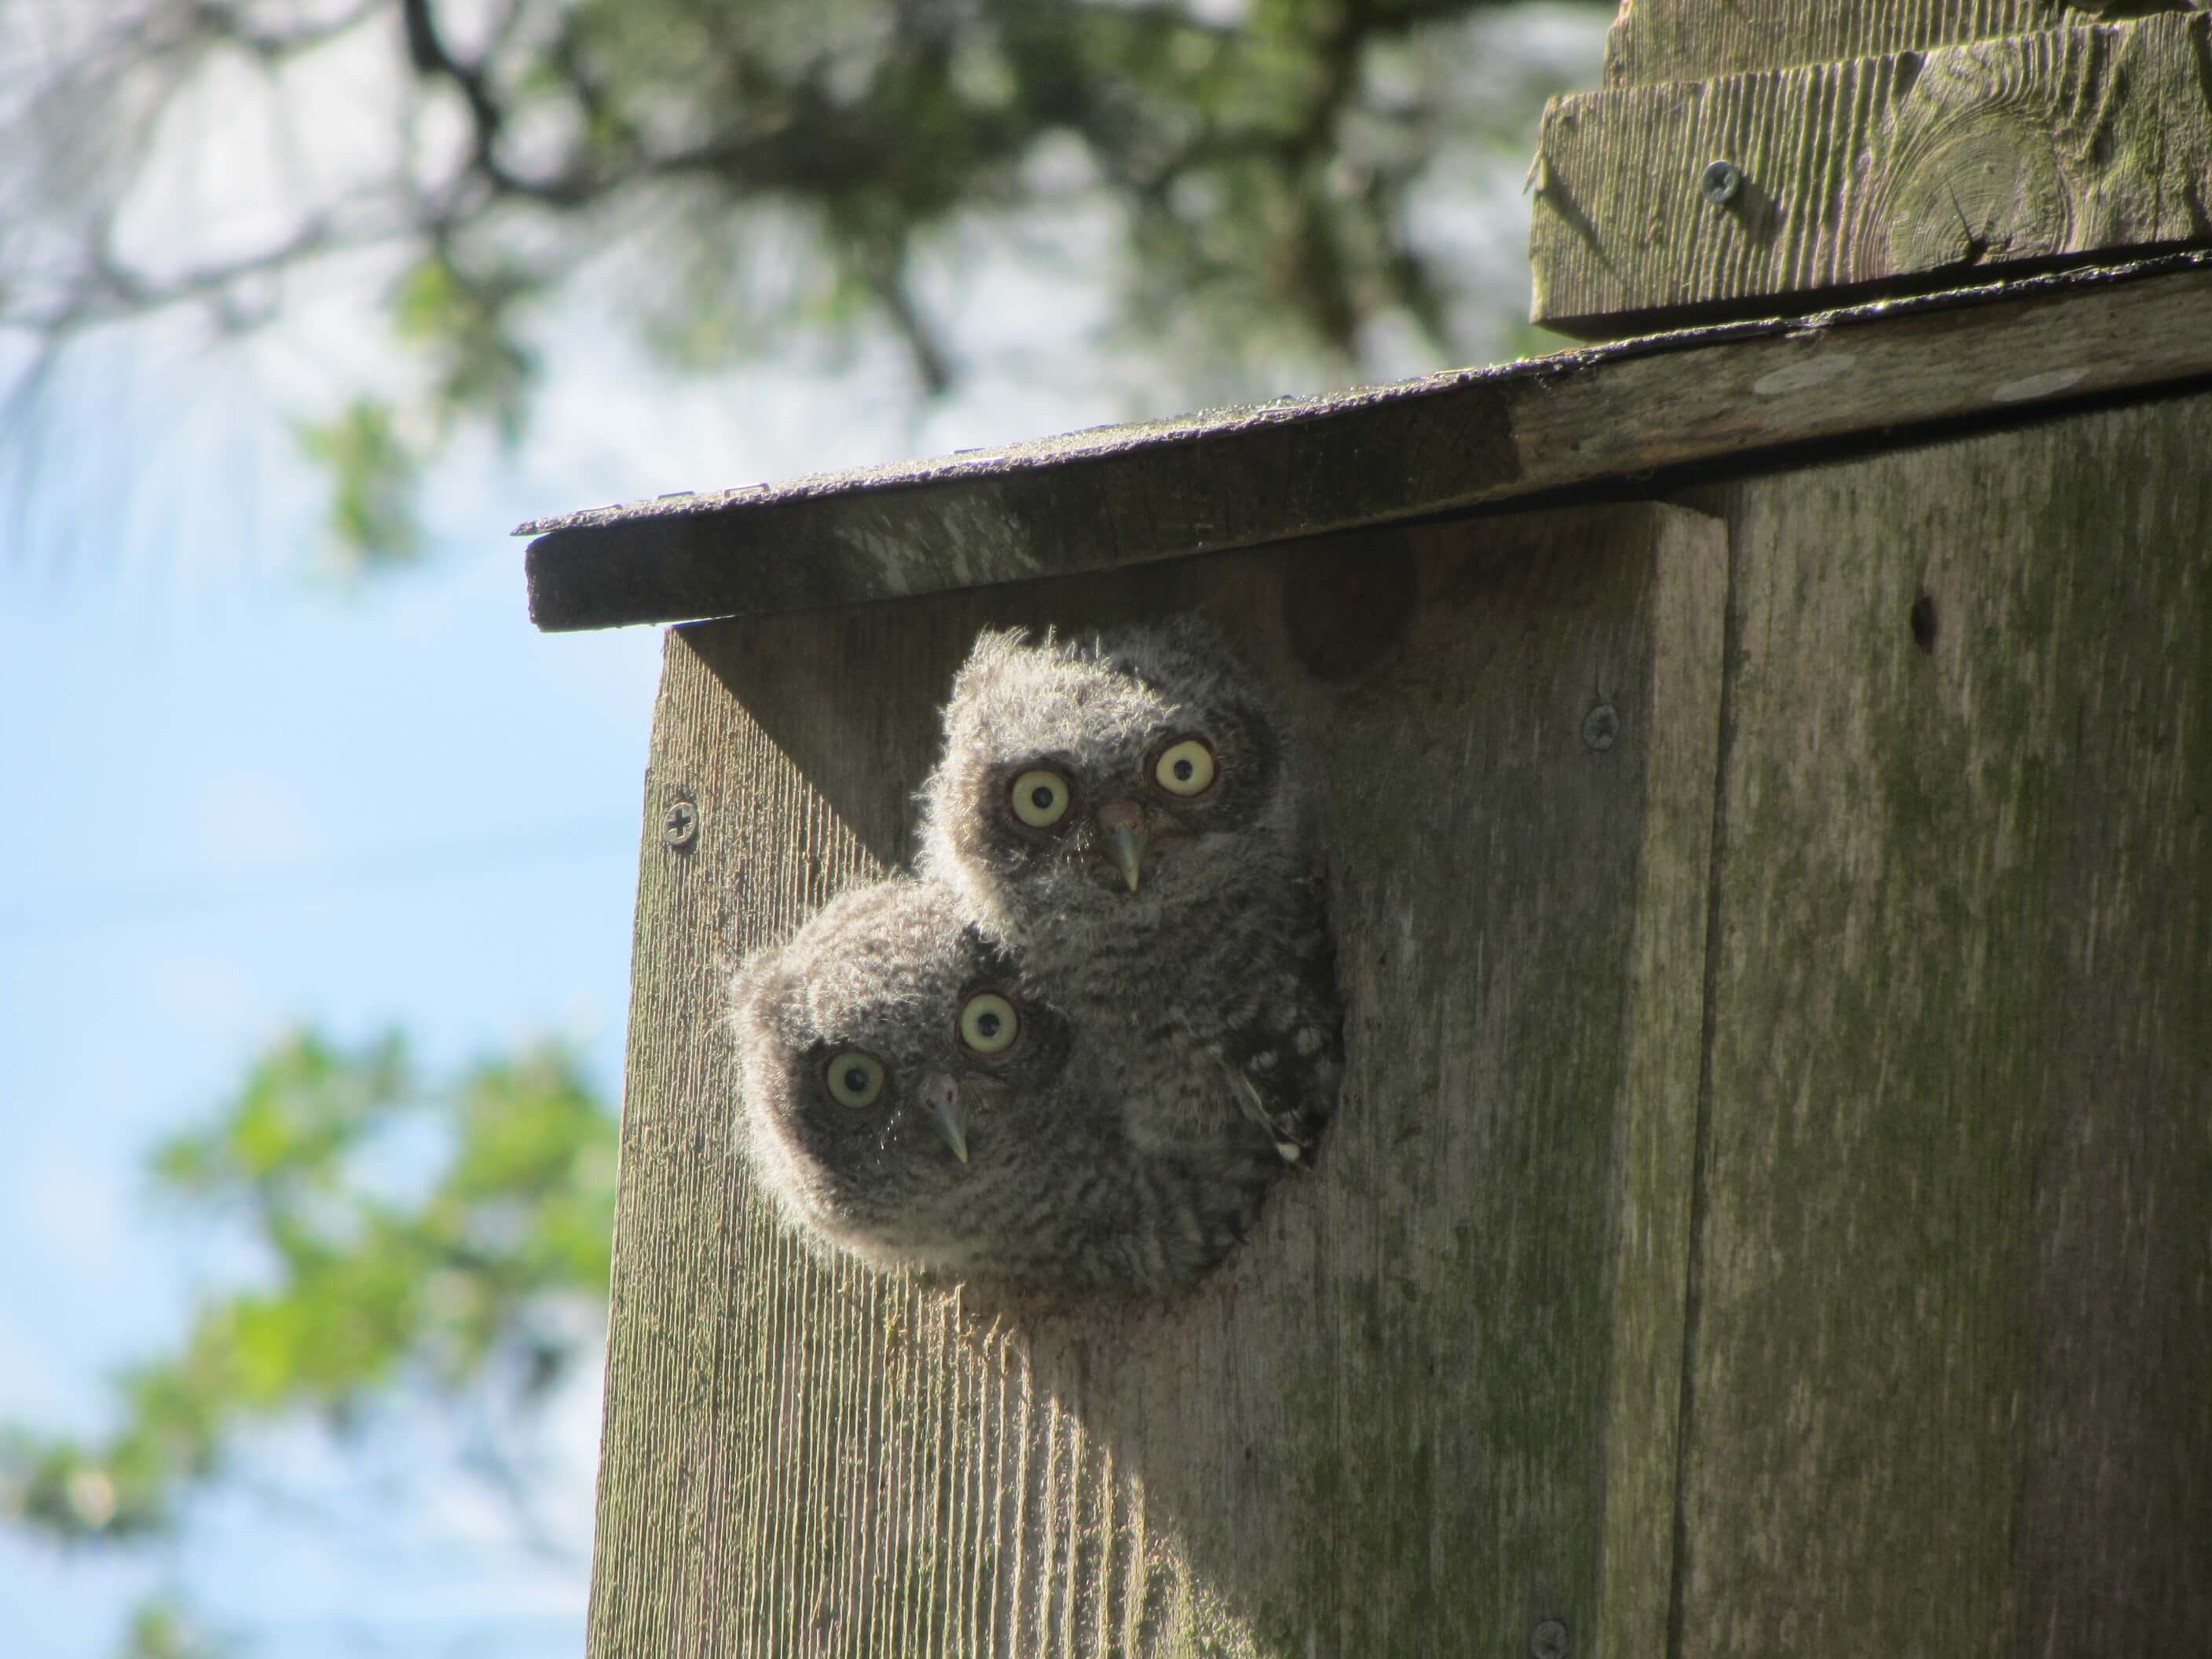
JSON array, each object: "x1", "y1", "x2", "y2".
[
  {"x1": 119, "y1": 1599, "x2": 229, "y2": 1659},
  {"x1": 0, "y1": 1029, "x2": 616, "y2": 1547},
  {"x1": 2, "y1": 0, "x2": 1600, "y2": 569},
  {"x1": 391, "y1": 254, "x2": 542, "y2": 447},
  {"x1": 295, "y1": 399, "x2": 423, "y2": 567}
]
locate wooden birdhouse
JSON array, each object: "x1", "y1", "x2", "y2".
[{"x1": 527, "y1": 3, "x2": 2210, "y2": 1653}]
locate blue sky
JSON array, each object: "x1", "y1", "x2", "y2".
[
  {"x1": 0, "y1": 265, "x2": 1182, "y2": 1650},
  {"x1": 0, "y1": 229, "x2": 1203, "y2": 1659},
  {"x1": 0, "y1": 350, "x2": 654, "y2": 1652},
  {"x1": 0, "y1": 10, "x2": 1604, "y2": 1653}
]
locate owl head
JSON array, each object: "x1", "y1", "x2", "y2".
[
  {"x1": 730, "y1": 877, "x2": 1086, "y2": 1279},
  {"x1": 917, "y1": 617, "x2": 1303, "y2": 949}
]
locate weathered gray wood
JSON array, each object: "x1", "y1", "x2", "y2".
[
  {"x1": 1602, "y1": 0, "x2": 2086, "y2": 87},
  {"x1": 1531, "y1": 13, "x2": 2212, "y2": 334},
  {"x1": 1596, "y1": 512, "x2": 1724, "y2": 1659},
  {"x1": 1678, "y1": 391, "x2": 2212, "y2": 1654},
  {"x1": 587, "y1": 503, "x2": 1728, "y2": 1656},
  {"x1": 523, "y1": 252, "x2": 2212, "y2": 632}
]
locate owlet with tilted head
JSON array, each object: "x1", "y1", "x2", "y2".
[
  {"x1": 918, "y1": 617, "x2": 1342, "y2": 1170},
  {"x1": 730, "y1": 877, "x2": 1281, "y2": 1290}
]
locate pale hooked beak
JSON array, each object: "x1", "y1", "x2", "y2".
[
  {"x1": 921, "y1": 1072, "x2": 969, "y2": 1163},
  {"x1": 1097, "y1": 799, "x2": 1146, "y2": 893}
]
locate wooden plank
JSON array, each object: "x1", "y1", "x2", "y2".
[
  {"x1": 1532, "y1": 13, "x2": 2212, "y2": 334},
  {"x1": 584, "y1": 502, "x2": 1728, "y2": 1657},
  {"x1": 522, "y1": 253, "x2": 2212, "y2": 632},
  {"x1": 1678, "y1": 391, "x2": 2212, "y2": 1654},
  {"x1": 1597, "y1": 507, "x2": 1724, "y2": 1659},
  {"x1": 1602, "y1": 0, "x2": 2081, "y2": 88}
]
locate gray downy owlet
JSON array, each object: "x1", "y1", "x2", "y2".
[
  {"x1": 917, "y1": 617, "x2": 1342, "y2": 1171},
  {"x1": 730, "y1": 876, "x2": 1280, "y2": 1290}
]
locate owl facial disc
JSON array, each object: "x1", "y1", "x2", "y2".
[
  {"x1": 921, "y1": 1071, "x2": 969, "y2": 1163},
  {"x1": 1097, "y1": 799, "x2": 1146, "y2": 892}
]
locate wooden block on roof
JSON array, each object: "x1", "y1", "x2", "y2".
[
  {"x1": 1601, "y1": 0, "x2": 2079, "y2": 87},
  {"x1": 1531, "y1": 13, "x2": 2212, "y2": 336}
]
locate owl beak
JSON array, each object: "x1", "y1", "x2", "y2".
[
  {"x1": 921, "y1": 1071, "x2": 969, "y2": 1163},
  {"x1": 1097, "y1": 800, "x2": 1146, "y2": 893}
]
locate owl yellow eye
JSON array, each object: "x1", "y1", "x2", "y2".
[
  {"x1": 958, "y1": 991, "x2": 1020, "y2": 1055},
  {"x1": 1009, "y1": 769, "x2": 1071, "y2": 828},
  {"x1": 823, "y1": 1051, "x2": 886, "y2": 1110},
  {"x1": 1153, "y1": 738, "x2": 1216, "y2": 797}
]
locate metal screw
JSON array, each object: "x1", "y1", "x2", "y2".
[
  {"x1": 662, "y1": 800, "x2": 699, "y2": 850},
  {"x1": 1580, "y1": 703, "x2": 1620, "y2": 753},
  {"x1": 1701, "y1": 159, "x2": 1743, "y2": 205},
  {"x1": 1529, "y1": 1619, "x2": 1569, "y2": 1659}
]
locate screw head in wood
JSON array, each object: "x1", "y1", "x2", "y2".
[
  {"x1": 1701, "y1": 159, "x2": 1743, "y2": 205},
  {"x1": 1580, "y1": 702, "x2": 1620, "y2": 752},
  {"x1": 662, "y1": 800, "x2": 699, "y2": 851},
  {"x1": 1529, "y1": 1618, "x2": 1569, "y2": 1659}
]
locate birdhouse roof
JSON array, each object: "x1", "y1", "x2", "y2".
[{"x1": 520, "y1": 250, "x2": 2212, "y2": 632}]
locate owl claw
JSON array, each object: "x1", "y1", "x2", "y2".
[{"x1": 922, "y1": 1072, "x2": 969, "y2": 1163}]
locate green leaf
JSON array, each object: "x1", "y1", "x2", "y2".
[
  {"x1": 294, "y1": 401, "x2": 423, "y2": 571},
  {"x1": 119, "y1": 1595, "x2": 231, "y2": 1659},
  {"x1": 391, "y1": 255, "x2": 541, "y2": 445},
  {"x1": 2, "y1": 1028, "x2": 616, "y2": 1547}
]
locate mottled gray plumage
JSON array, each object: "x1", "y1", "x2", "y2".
[
  {"x1": 917, "y1": 617, "x2": 1342, "y2": 1171},
  {"x1": 730, "y1": 877, "x2": 1278, "y2": 1289}
]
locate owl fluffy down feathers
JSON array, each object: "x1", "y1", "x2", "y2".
[
  {"x1": 730, "y1": 617, "x2": 1342, "y2": 1292},
  {"x1": 917, "y1": 619, "x2": 1342, "y2": 1167},
  {"x1": 731, "y1": 876, "x2": 1284, "y2": 1290}
]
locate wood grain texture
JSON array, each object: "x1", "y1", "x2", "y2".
[
  {"x1": 523, "y1": 253, "x2": 2212, "y2": 631},
  {"x1": 1603, "y1": 0, "x2": 2092, "y2": 87},
  {"x1": 1595, "y1": 506, "x2": 1724, "y2": 1659},
  {"x1": 585, "y1": 503, "x2": 1728, "y2": 1656},
  {"x1": 1532, "y1": 13, "x2": 2212, "y2": 334},
  {"x1": 1678, "y1": 392, "x2": 2212, "y2": 1654}
]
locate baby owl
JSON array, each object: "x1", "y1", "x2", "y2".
[
  {"x1": 731, "y1": 876, "x2": 1283, "y2": 1289},
  {"x1": 918, "y1": 617, "x2": 1342, "y2": 1167}
]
